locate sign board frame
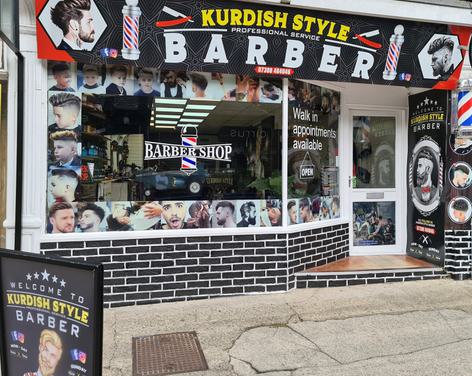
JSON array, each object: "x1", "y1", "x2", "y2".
[{"x1": 0, "y1": 249, "x2": 103, "y2": 376}]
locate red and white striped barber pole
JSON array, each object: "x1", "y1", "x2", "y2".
[
  {"x1": 455, "y1": 79, "x2": 472, "y2": 137},
  {"x1": 383, "y1": 25, "x2": 404, "y2": 81},
  {"x1": 122, "y1": 0, "x2": 141, "y2": 60},
  {"x1": 181, "y1": 126, "x2": 198, "y2": 175}
]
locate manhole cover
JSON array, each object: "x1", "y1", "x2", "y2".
[{"x1": 132, "y1": 331, "x2": 208, "y2": 376}]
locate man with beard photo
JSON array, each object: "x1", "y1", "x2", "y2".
[
  {"x1": 24, "y1": 330, "x2": 63, "y2": 376},
  {"x1": 214, "y1": 201, "x2": 236, "y2": 228},
  {"x1": 48, "y1": 202, "x2": 75, "y2": 234},
  {"x1": 158, "y1": 201, "x2": 188, "y2": 230},
  {"x1": 160, "y1": 70, "x2": 187, "y2": 98},
  {"x1": 78, "y1": 203, "x2": 105, "y2": 232},
  {"x1": 237, "y1": 201, "x2": 257, "y2": 227},
  {"x1": 51, "y1": 0, "x2": 96, "y2": 51},
  {"x1": 414, "y1": 149, "x2": 437, "y2": 204},
  {"x1": 428, "y1": 36, "x2": 455, "y2": 81}
]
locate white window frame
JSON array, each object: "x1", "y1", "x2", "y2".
[{"x1": 40, "y1": 78, "x2": 349, "y2": 243}]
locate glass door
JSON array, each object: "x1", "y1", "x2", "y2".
[{"x1": 349, "y1": 110, "x2": 405, "y2": 255}]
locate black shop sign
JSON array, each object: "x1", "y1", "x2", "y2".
[
  {"x1": 35, "y1": 0, "x2": 471, "y2": 89},
  {"x1": 406, "y1": 91, "x2": 448, "y2": 266},
  {"x1": 0, "y1": 249, "x2": 103, "y2": 376}
]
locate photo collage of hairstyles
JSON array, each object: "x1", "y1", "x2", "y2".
[
  {"x1": 287, "y1": 80, "x2": 340, "y2": 226},
  {"x1": 46, "y1": 61, "x2": 283, "y2": 233},
  {"x1": 446, "y1": 127, "x2": 472, "y2": 227},
  {"x1": 287, "y1": 196, "x2": 340, "y2": 225}
]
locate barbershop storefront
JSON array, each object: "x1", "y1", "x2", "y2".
[{"x1": 26, "y1": 0, "x2": 472, "y2": 307}]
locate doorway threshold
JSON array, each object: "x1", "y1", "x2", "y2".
[
  {"x1": 306, "y1": 255, "x2": 438, "y2": 273},
  {"x1": 295, "y1": 256, "x2": 448, "y2": 289}
]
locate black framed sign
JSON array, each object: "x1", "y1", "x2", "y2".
[
  {"x1": 406, "y1": 90, "x2": 448, "y2": 266},
  {"x1": 35, "y1": 0, "x2": 472, "y2": 89},
  {"x1": 0, "y1": 249, "x2": 103, "y2": 376}
]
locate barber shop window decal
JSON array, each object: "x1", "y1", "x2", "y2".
[{"x1": 408, "y1": 136, "x2": 443, "y2": 215}]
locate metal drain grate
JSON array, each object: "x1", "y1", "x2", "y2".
[{"x1": 132, "y1": 331, "x2": 208, "y2": 376}]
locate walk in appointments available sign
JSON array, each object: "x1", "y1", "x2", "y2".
[
  {"x1": 0, "y1": 249, "x2": 103, "y2": 376},
  {"x1": 35, "y1": 0, "x2": 472, "y2": 89}
]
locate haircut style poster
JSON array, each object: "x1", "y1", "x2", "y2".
[
  {"x1": 444, "y1": 98, "x2": 472, "y2": 229},
  {"x1": 407, "y1": 90, "x2": 448, "y2": 266},
  {"x1": 35, "y1": 0, "x2": 471, "y2": 89},
  {"x1": 0, "y1": 250, "x2": 103, "y2": 376}
]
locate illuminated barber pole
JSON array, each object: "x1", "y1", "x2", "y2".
[
  {"x1": 383, "y1": 25, "x2": 404, "y2": 81},
  {"x1": 122, "y1": 0, "x2": 142, "y2": 60},
  {"x1": 181, "y1": 126, "x2": 198, "y2": 175},
  {"x1": 454, "y1": 79, "x2": 472, "y2": 137},
  {"x1": 458, "y1": 90, "x2": 472, "y2": 128}
]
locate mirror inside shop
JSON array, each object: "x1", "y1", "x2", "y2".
[{"x1": 79, "y1": 95, "x2": 283, "y2": 202}]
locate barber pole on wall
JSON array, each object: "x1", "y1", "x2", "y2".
[
  {"x1": 383, "y1": 25, "x2": 404, "y2": 80},
  {"x1": 181, "y1": 126, "x2": 199, "y2": 175},
  {"x1": 122, "y1": 0, "x2": 142, "y2": 60},
  {"x1": 458, "y1": 87, "x2": 472, "y2": 130}
]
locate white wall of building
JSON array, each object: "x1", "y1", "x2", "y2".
[{"x1": 9, "y1": 0, "x2": 49, "y2": 252}]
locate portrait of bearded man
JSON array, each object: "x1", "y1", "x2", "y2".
[{"x1": 414, "y1": 149, "x2": 438, "y2": 204}]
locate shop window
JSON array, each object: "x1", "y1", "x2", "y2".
[
  {"x1": 46, "y1": 61, "x2": 283, "y2": 233},
  {"x1": 287, "y1": 80, "x2": 340, "y2": 225}
]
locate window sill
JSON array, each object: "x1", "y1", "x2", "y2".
[{"x1": 39, "y1": 217, "x2": 350, "y2": 243}]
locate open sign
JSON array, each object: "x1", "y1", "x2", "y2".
[{"x1": 300, "y1": 165, "x2": 315, "y2": 180}]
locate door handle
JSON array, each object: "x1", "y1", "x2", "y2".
[{"x1": 348, "y1": 176, "x2": 352, "y2": 188}]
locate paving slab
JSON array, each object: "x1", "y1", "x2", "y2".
[
  {"x1": 290, "y1": 310, "x2": 465, "y2": 363},
  {"x1": 98, "y1": 279, "x2": 472, "y2": 375},
  {"x1": 292, "y1": 338, "x2": 472, "y2": 376},
  {"x1": 229, "y1": 326, "x2": 337, "y2": 374}
]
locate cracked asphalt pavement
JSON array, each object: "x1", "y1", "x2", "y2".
[{"x1": 102, "y1": 279, "x2": 472, "y2": 376}]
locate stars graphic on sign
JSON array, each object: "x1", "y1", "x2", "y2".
[
  {"x1": 25, "y1": 270, "x2": 65, "y2": 286},
  {"x1": 41, "y1": 269, "x2": 50, "y2": 281}
]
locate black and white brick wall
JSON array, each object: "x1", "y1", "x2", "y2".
[
  {"x1": 39, "y1": 221, "x2": 462, "y2": 308},
  {"x1": 39, "y1": 223, "x2": 350, "y2": 308},
  {"x1": 295, "y1": 269, "x2": 448, "y2": 288},
  {"x1": 445, "y1": 230, "x2": 472, "y2": 280},
  {"x1": 287, "y1": 224, "x2": 349, "y2": 289}
]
